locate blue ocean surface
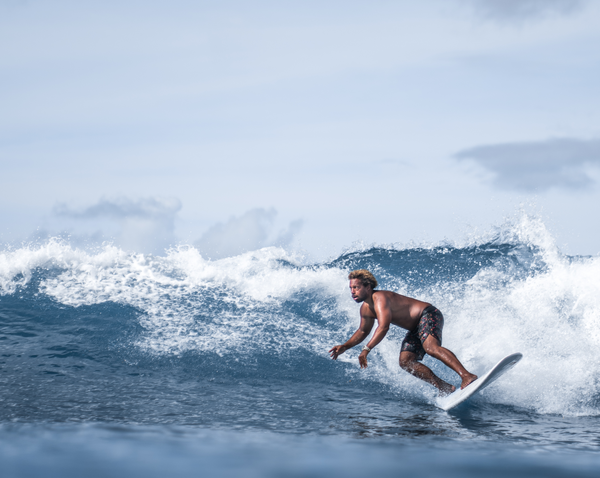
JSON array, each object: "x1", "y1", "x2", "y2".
[{"x1": 1, "y1": 216, "x2": 600, "y2": 477}]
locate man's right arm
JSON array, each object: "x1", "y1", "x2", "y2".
[{"x1": 329, "y1": 316, "x2": 374, "y2": 360}]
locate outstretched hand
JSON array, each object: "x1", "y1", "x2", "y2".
[{"x1": 329, "y1": 345, "x2": 346, "y2": 360}]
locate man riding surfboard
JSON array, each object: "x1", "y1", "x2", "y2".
[{"x1": 329, "y1": 269, "x2": 477, "y2": 394}]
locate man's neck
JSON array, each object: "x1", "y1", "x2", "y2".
[{"x1": 364, "y1": 290, "x2": 375, "y2": 308}]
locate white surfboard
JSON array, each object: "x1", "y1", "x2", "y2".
[{"x1": 436, "y1": 352, "x2": 523, "y2": 411}]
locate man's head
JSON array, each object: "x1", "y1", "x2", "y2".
[{"x1": 348, "y1": 269, "x2": 378, "y2": 302}]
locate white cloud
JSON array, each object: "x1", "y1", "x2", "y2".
[
  {"x1": 194, "y1": 208, "x2": 303, "y2": 259},
  {"x1": 455, "y1": 138, "x2": 600, "y2": 192},
  {"x1": 54, "y1": 197, "x2": 181, "y2": 254}
]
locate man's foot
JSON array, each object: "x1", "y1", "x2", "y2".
[
  {"x1": 460, "y1": 373, "x2": 478, "y2": 389},
  {"x1": 438, "y1": 382, "x2": 456, "y2": 397}
]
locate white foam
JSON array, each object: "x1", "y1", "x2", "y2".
[
  {"x1": 0, "y1": 242, "x2": 356, "y2": 358},
  {"x1": 367, "y1": 216, "x2": 600, "y2": 416},
  {"x1": 442, "y1": 253, "x2": 600, "y2": 416}
]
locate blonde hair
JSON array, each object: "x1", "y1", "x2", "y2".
[{"x1": 348, "y1": 269, "x2": 378, "y2": 289}]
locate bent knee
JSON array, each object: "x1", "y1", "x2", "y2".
[{"x1": 399, "y1": 354, "x2": 417, "y2": 370}]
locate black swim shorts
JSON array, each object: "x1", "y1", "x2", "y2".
[{"x1": 400, "y1": 305, "x2": 444, "y2": 361}]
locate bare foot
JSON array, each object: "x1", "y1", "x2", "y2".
[
  {"x1": 460, "y1": 373, "x2": 478, "y2": 389},
  {"x1": 438, "y1": 382, "x2": 456, "y2": 397}
]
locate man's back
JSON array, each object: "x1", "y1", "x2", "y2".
[{"x1": 361, "y1": 290, "x2": 431, "y2": 331}]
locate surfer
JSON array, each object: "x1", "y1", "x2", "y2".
[{"x1": 329, "y1": 269, "x2": 477, "y2": 395}]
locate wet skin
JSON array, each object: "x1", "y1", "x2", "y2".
[{"x1": 329, "y1": 280, "x2": 477, "y2": 393}]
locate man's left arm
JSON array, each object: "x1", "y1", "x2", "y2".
[{"x1": 358, "y1": 298, "x2": 391, "y2": 368}]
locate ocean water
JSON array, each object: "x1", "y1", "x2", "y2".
[{"x1": 2, "y1": 215, "x2": 600, "y2": 477}]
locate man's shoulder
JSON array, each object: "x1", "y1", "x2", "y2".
[
  {"x1": 359, "y1": 301, "x2": 376, "y2": 317},
  {"x1": 370, "y1": 290, "x2": 397, "y2": 309},
  {"x1": 373, "y1": 290, "x2": 402, "y2": 300}
]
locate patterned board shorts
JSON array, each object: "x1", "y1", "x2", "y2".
[{"x1": 400, "y1": 305, "x2": 444, "y2": 361}]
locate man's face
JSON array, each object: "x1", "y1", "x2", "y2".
[{"x1": 349, "y1": 279, "x2": 371, "y2": 303}]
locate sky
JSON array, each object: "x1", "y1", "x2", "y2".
[{"x1": 1, "y1": 0, "x2": 600, "y2": 259}]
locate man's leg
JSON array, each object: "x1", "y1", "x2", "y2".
[
  {"x1": 399, "y1": 351, "x2": 455, "y2": 395},
  {"x1": 422, "y1": 335, "x2": 477, "y2": 389}
]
